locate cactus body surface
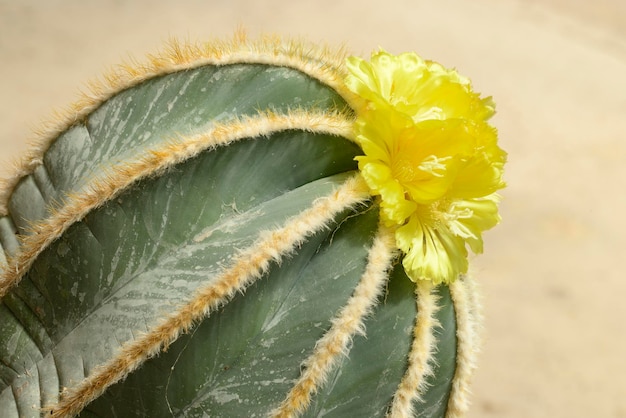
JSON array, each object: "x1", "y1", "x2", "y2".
[{"x1": 0, "y1": 35, "x2": 481, "y2": 417}]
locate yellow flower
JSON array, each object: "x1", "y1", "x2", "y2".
[{"x1": 346, "y1": 50, "x2": 506, "y2": 284}]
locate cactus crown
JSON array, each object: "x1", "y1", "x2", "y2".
[{"x1": 0, "y1": 33, "x2": 502, "y2": 417}]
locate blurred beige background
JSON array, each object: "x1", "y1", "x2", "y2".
[{"x1": 1, "y1": 1, "x2": 625, "y2": 417}]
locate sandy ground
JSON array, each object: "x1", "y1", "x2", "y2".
[{"x1": 1, "y1": 1, "x2": 625, "y2": 417}]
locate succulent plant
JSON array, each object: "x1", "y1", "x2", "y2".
[{"x1": 0, "y1": 33, "x2": 502, "y2": 417}]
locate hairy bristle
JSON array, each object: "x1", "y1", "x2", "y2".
[
  {"x1": 44, "y1": 175, "x2": 371, "y2": 417},
  {"x1": 271, "y1": 223, "x2": 397, "y2": 417},
  {"x1": 0, "y1": 31, "x2": 355, "y2": 216},
  {"x1": 446, "y1": 276, "x2": 483, "y2": 417},
  {"x1": 387, "y1": 281, "x2": 442, "y2": 417},
  {"x1": 0, "y1": 111, "x2": 353, "y2": 298}
]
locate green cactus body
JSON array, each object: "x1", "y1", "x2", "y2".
[{"x1": 0, "y1": 35, "x2": 480, "y2": 417}]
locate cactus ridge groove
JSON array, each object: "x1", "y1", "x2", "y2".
[
  {"x1": 2, "y1": 291, "x2": 50, "y2": 358},
  {"x1": 0, "y1": 217, "x2": 19, "y2": 265}
]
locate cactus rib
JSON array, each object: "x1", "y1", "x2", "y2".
[
  {"x1": 272, "y1": 223, "x2": 397, "y2": 417},
  {"x1": 44, "y1": 175, "x2": 370, "y2": 417},
  {"x1": 445, "y1": 277, "x2": 482, "y2": 417},
  {"x1": 0, "y1": 111, "x2": 354, "y2": 299}
]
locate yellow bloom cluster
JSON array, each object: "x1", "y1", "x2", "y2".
[{"x1": 346, "y1": 50, "x2": 506, "y2": 284}]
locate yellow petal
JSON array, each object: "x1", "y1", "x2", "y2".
[
  {"x1": 396, "y1": 215, "x2": 468, "y2": 284},
  {"x1": 445, "y1": 195, "x2": 501, "y2": 253},
  {"x1": 448, "y1": 152, "x2": 505, "y2": 199}
]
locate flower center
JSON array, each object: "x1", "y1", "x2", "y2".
[
  {"x1": 390, "y1": 130, "x2": 452, "y2": 196},
  {"x1": 392, "y1": 157, "x2": 421, "y2": 184},
  {"x1": 422, "y1": 198, "x2": 451, "y2": 230}
]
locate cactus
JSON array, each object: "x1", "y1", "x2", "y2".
[{"x1": 0, "y1": 33, "x2": 499, "y2": 417}]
